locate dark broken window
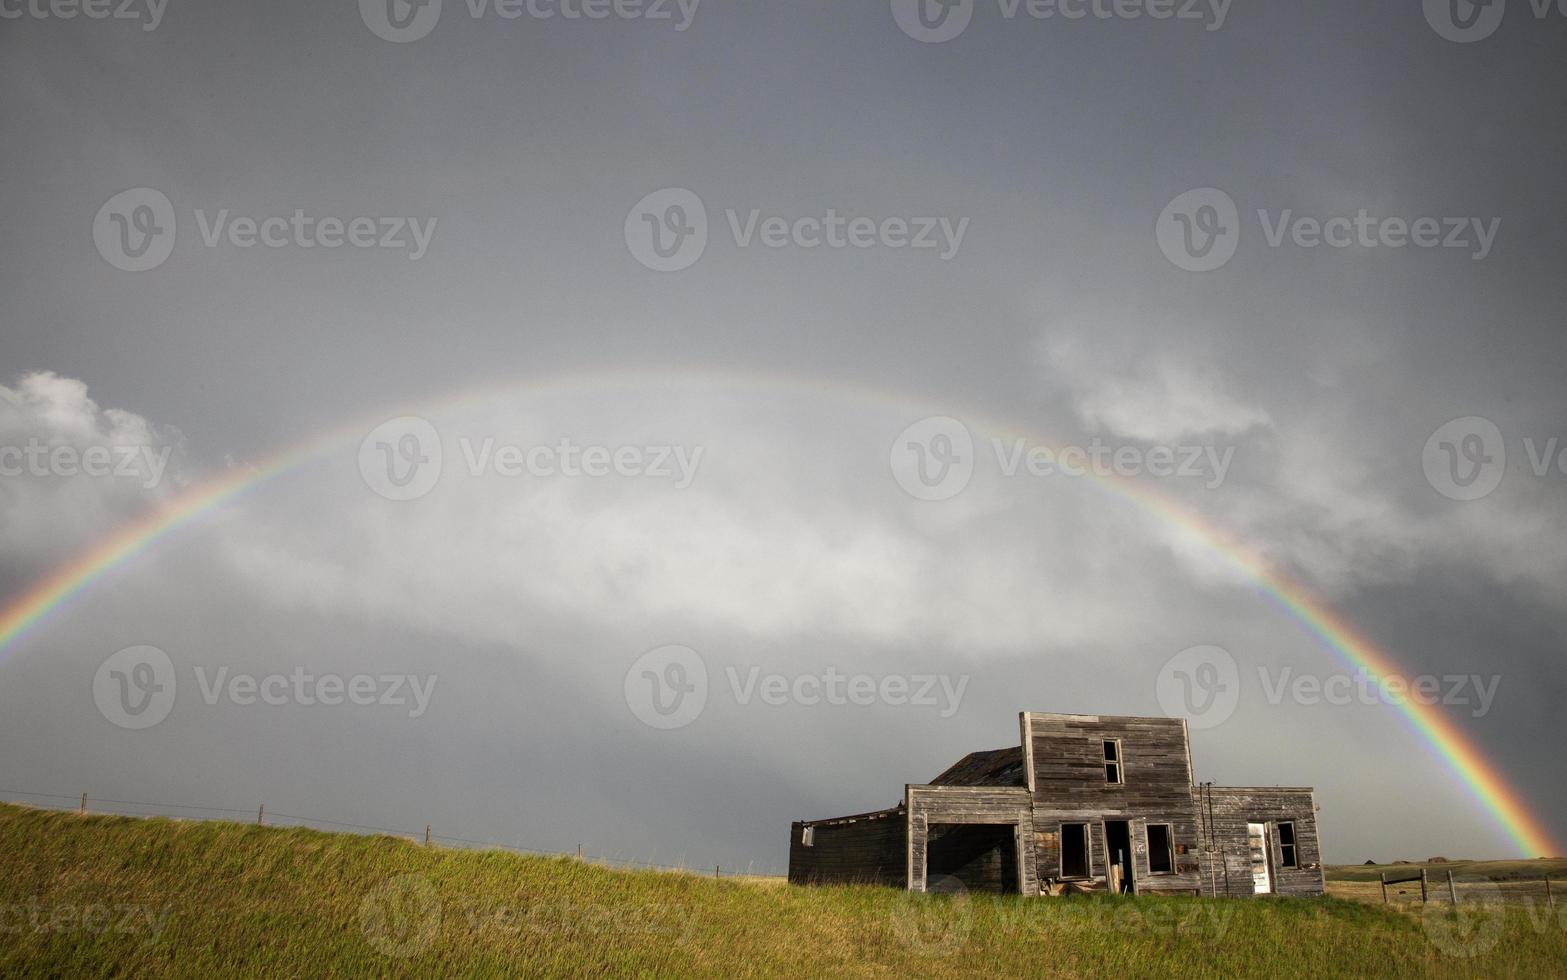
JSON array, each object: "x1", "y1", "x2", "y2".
[
  {"x1": 1103, "y1": 739, "x2": 1123, "y2": 784},
  {"x1": 1060, "y1": 822, "x2": 1090, "y2": 879},
  {"x1": 1278, "y1": 821, "x2": 1298, "y2": 868},
  {"x1": 1147, "y1": 824, "x2": 1174, "y2": 874}
]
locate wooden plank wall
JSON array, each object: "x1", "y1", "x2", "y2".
[
  {"x1": 1023, "y1": 713, "x2": 1206, "y2": 895},
  {"x1": 906, "y1": 785, "x2": 1038, "y2": 895},
  {"x1": 788, "y1": 812, "x2": 907, "y2": 887},
  {"x1": 1196, "y1": 786, "x2": 1325, "y2": 897}
]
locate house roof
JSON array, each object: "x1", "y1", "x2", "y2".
[
  {"x1": 796, "y1": 805, "x2": 905, "y2": 829},
  {"x1": 928, "y1": 746, "x2": 1026, "y2": 787}
]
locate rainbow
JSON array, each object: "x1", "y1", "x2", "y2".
[{"x1": 0, "y1": 366, "x2": 1557, "y2": 858}]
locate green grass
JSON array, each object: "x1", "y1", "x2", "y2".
[{"x1": 2, "y1": 803, "x2": 1564, "y2": 978}]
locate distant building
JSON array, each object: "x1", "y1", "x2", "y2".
[{"x1": 789, "y1": 712, "x2": 1324, "y2": 898}]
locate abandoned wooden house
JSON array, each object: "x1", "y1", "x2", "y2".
[{"x1": 788, "y1": 712, "x2": 1323, "y2": 898}]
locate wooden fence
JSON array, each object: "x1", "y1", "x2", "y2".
[{"x1": 1379, "y1": 867, "x2": 1557, "y2": 907}]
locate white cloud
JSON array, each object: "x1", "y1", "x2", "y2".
[
  {"x1": 0, "y1": 371, "x2": 186, "y2": 564},
  {"x1": 1039, "y1": 337, "x2": 1271, "y2": 442},
  {"x1": 218, "y1": 422, "x2": 1171, "y2": 657}
]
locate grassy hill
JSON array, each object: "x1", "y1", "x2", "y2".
[{"x1": 1, "y1": 803, "x2": 1563, "y2": 978}]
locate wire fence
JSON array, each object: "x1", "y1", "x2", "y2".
[{"x1": 0, "y1": 787, "x2": 787, "y2": 880}]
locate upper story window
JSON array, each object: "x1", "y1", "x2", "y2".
[{"x1": 1103, "y1": 739, "x2": 1124, "y2": 784}]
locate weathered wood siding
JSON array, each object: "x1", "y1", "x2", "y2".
[
  {"x1": 1195, "y1": 786, "x2": 1324, "y2": 898},
  {"x1": 906, "y1": 785, "x2": 1038, "y2": 895},
  {"x1": 788, "y1": 810, "x2": 907, "y2": 887},
  {"x1": 1022, "y1": 713, "x2": 1205, "y2": 895}
]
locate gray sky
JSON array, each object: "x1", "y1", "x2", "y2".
[{"x1": 1, "y1": 0, "x2": 1565, "y2": 867}]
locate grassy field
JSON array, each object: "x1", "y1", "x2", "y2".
[
  {"x1": 1325, "y1": 859, "x2": 1566, "y2": 907},
  {"x1": 2, "y1": 803, "x2": 1564, "y2": 978},
  {"x1": 1327, "y1": 858, "x2": 1567, "y2": 884}
]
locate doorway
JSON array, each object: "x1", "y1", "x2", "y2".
[
  {"x1": 926, "y1": 824, "x2": 1021, "y2": 894},
  {"x1": 1247, "y1": 822, "x2": 1274, "y2": 895},
  {"x1": 1103, "y1": 820, "x2": 1135, "y2": 894}
]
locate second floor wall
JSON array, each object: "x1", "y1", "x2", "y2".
[{"x1": 1022, "y1": 712, "x2": 1197, "y2": 813}]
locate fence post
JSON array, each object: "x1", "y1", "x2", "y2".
[
  {"x1": 425, "y1": 825, "x2": 431, "y2": 845},
  {"x1": 715, "y1": 865, "x2": 720, "y2": 880},
  {"x1": 79, "y1": 793, "x2": 86, "y2": 815},
  {"x1": 1447, "y1": 870, "x2": 1456, "y2": 904},
  {"x1": 577, "y1": 844, "x2": 583, "y2": 861},
  {"x1": 257, "y1": 804, "x2": 264, "y2": 826},
  {"x1": 1380, "y1": 872, "x2": 1387, "y2": 904},
  {"x1": 1547, "y1": 876, "x2": 1555, "y2": 911},
  {"x1": 1420, "y1": 869, "x2": 1428, "y2": 904}
]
